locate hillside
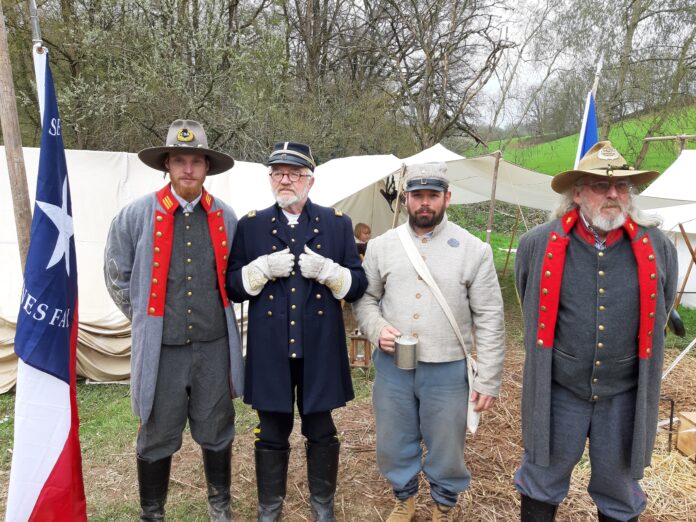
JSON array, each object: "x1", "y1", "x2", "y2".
[{"x1": 464, "y1": 106, "x2": 696, "y2": 175}]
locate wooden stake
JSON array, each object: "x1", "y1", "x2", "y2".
[
  {"x1": 501, "y1": 207, "x2": 521, "y2": 279},
  {"x1": 391, "y1": 163, "x2": 407, "y2": 229},
  {"x1": 0, "y1": 2, "x2": 32, "y2": 270}
]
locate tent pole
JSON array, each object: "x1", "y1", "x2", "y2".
[
  {"x1": 0, "y1": 2, "x2": 32, "y2": 270},
  {"x1": 485, "y1": 151, "x2": 502, "y2": 243},
  {"x1": 391, "y1": 163, "x2": 407, "y2": 229},
  {"x1": 501, "y1": 207, "x2": 520, "y2": 279},
  {"x1": 675, "y1": 224, "x2": 696, "y2": 308}
]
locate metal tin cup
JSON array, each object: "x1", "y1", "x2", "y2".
[{"x1": 394, "y1": 335, "x2": 418, "y2": 370}]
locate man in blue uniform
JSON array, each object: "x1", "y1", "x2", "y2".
[{"x1": 226, "y1": 142, "x2": 367, "y2": 521}]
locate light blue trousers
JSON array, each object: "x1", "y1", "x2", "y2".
[
  {"x1": 372, "y1": 349, "x2": 471, "y2": 506},
  {"x1": 514, "y1": 383, "x2": 646, "y2": 521}
]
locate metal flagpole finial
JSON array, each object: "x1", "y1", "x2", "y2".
[{"x1": 29, "y1": 0, "x2": 43, "y2": 46}]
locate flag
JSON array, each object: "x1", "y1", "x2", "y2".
[
  {"x1": 6, "y1": 49, "x2": 86, "y2": 522},
  {"x1": 574, "y1": 91, "x2": 599, "y2": 168}
]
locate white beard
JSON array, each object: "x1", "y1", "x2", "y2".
[{"x1": 274, "y1": 183, "x2": 311, "y2": 209}]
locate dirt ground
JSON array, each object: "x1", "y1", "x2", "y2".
[{"x1": 79, "y1": 345, "x2": 696, "y2": 521}]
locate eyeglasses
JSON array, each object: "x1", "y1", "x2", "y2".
[
  {"x1": 579, "y1": 180, "x2": 633, "y2": 195},
  {"x1": 269, "y1": 170, "x2": 311, "y2": 182}
]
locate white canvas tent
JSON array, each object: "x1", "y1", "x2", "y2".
[{"x1": 641, "y1": 150, "x2": 696, "y2": 308}]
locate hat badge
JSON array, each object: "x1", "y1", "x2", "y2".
[
  {"x1": 176, "y1": 128, "x2": 194, "y2": 143},
  {"x1": 597, "y1": 146, "x2": 620, "y2": 161}
]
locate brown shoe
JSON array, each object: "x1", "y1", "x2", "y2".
[
  {"x1": 432, "y1": 503, "x2": 456, "y2": 522},
  {"x1": 386, "y1": 496, "x2": 416, "y2": 522}
]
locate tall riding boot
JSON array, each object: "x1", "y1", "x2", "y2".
[
  {"x1": 137, "y1": 455, "x2": 172, "y2": 522},
  {"x1": 520, "y1": 494, "x2": 558, "y2": 522},
  {"x1": 203, "y1": 444, "x2": 233, "y2": 522},
  {"x1": 306, "y1": 441, "x2": 340, "y2": 522},
  {"x1": 255, "y1": 448, "x2": 290, "y2": 522},
  {"x1": 598, "y1": 511, "x2": 639, "y2": 522}
]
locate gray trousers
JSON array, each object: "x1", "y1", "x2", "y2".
[
  {"x1": 137, "y1": 336, "x2": 236, "y2": 461},
  {"x1": 514, "y1": 383, "x2": 646, "y2": 520}
]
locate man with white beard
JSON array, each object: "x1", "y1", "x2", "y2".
[
  {"x1": 513, "y1": 141, "x2": 678, "y2": 522},
  {"x1": 226, "y1": 142, "x2": 367, "y2": 521}
]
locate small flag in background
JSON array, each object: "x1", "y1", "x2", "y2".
[
  {"x1": 6, "y1": 48, "x2": 86, "y2": 522},
  {"x1": 574, "y1": 91, "x2": 599, "y2": 168}
]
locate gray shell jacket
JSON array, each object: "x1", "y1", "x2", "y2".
[{"x1": 104, "y1": 187, "x2": 244, "y2": 423}]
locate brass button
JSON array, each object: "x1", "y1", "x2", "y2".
[
  {"x1": 597, "y1": 342, "x2": 604, "y2": 348},
  {"x1": 544, "y1": 270, "x2": 551, "y2": 277},
  {"x1": 186, "y1": 225, "x2": 191, "y2": 230},
  {"x1": 315, "y1": 217, "x2": 319, "y2": 221},
  {"x1": 413, "y1": 313, "x2": 420, "y2": 319},
  {"x1": 186, "y1": 339, "x2": 191, "y2": 344},
  {"x1": 648, "y1": 330, "x2": 653, "y2": 337},
  {"x1": 593, "y1": 395, "x2": 599, "y2": 400},
  {"x1": 267, "y1": 311, "x2": 273, "y2": 317},
  {"x1": 272, "y1": 229, "x2": 278, "y2": 235},
  {"x1": 316, "y1": 294, "x2": 321, "y2": 299},
  {"x1": 269, "y1": 295, "x2": 274, "y2": 300},
  {"x1": 598, "y1": 325, "x2": 605, "y2": 331},
  {"x1": 186, "y1": 241, "x2": 192, "y2": 247},
  {"x1": 650, "y1": 293, "x2": 656, "y2": 300},
  {"x1": 291, "y1": 288, "x2": 296, "y2": 293},
  {"x1": 599, "y1": 305, "x2": 605, "y2": 311},
  {"x1": 272, "y1": 217, "x2": 276, "y2": 222},
  {"x1": 593, "y1": 378, "x2": 598, "y2": 383},
  {"x1": 290, "y1": 320, "x2": 296, "y2": 326},
  {"x1": 541, "y1": 305, "x2": 547, "y2": 312},
  {"x1": 152, "y1": 278, "x2": 158, "y2": 284},
  {"x1": 149, "y1": 307, "x2": 155, "y2": 313},
  {"x1": 291, "y1": 353, "x2": 297, "y2": 358},
  {"x1": 316, "y1": 244, "x2": 321, "y2": 249},
  {"x1": 313, "y1": 228, "x2": 319, "y2": 233},
  {"x1": 156, "y1": 231, "x2": 163, "y2": 238},
  {"x1": 318, "y1": 310, "x2": 324, "y2": 316},
  {"x1": 598, "y1": 270, "x2": 605, "y2": 276},
  {"x1": 187, "y1": 276, "x2": 192, "y2": 281},
  {"x1": 291, "y1": 238, "x2": 296, "y2": 243},
  {"x1": 187, "y1": 258, "x2": 192, "y2": 263},
  {"x1": 217, "y1": 211, "x2": 221, "y2": 217},
  {"x1": 551, "y1": 234, "x2": 557, "y2": 241},
  {"x1": 222, "y1": 240, "x2": 227, "y2": 246},
  {"x1": 290, "y1": 224, "x2": 295, "y2": 229},
  {"x1": 648, "y1": 254, "x2": 655, "y2": 261},
  {"x1": 187, "y1": 309, "x2": 192, "y2": 314},
  {"x1": 598, "y1": 251, "x2": 604, "y2": 257},
  {"x1": 184, "y1": 212, "x2": 190, "y2": 217},
  {"x1": 647, "y1": 348, "x2": 652, "y2": 354},
  {"x1": 291, "y1": 304, "x2": 297, "y2": 310},
  {"x1": 187, "y1": 291, "x2": 193, "y2": 297},
  {"x1": 595, "y1": 360, "x2": 601, "y2": 366},
  {"x1": 547, "y1": 253, "x2": 553, "y2": 259},
  {"x1": 542, "y1": 288, "x2": 549, "y2": 295},
  {"x1": 642, "y1": 237, "x2": 649, "y2": 244},
  {"x1": 223, "y1": 255, "x2": 227, "y2": 260},
  {"x1": 290, "y1": 339, "x2": 295, "y2": 344},
  {"x1": 650, "y1": 273, "x2": 656, "y2": 280},
  {"x1": 416, "y1": 293, "x2": 422, "y2": 299},
  {"x1": 272, "y1": 245, "x2": 277, "y2": 251},
  {"x1": 151, "y1": 292, "x2": 157, "y2": 298},
  {"x1": 537, "y1": 339, "x2": 544, "y2": 346},
  {"x1": 156, "y1": 215, "x2": 163, "y2": 222},
  {"x1": 291, "y1": 271, "x2": 296, "y2": 276},
  {"x1": 540, "y1": 323, "x2": 545, "y2": 329},
  {"x1": 188, "y1": 325, "x2": 193, "y2": 330},
  {"x1": 154, "y1": 262, "x2": 160, "y2": 268},
  {"x1": 649, "y1": 312, "x2": 655, "y2": 318},
  {"x1": 599, "y1": 288, "x2": 605, "y2": 295},
  {"x1": 155, "y1": 247, "x2": 161, "y2": 253},
  {"x1": 218, "y1": 226, "x2": 224, "y2": 232}
]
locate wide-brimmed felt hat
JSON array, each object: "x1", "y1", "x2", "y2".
[
  {"x1": 267, "y1": 142, "x2": 316, "y2": 172},
  {"x1": 138, "y1": 119, "x2": 234, "y2": 176},
  {"x1": 551, "y1": 141, "x2": 659, "y2": 193},
  {"x1": 404, "y1": 162, "x2": 449, "y2": 192}
]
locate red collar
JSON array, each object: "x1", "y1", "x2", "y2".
[
  {"x1": 156, "y1": 184, "x2": 214, "y2": 214},
  {"x1": 575, "y1": 213, "x2": 625, "y2": 247}
]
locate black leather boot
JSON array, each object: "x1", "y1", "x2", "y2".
[
  {"x1": 256, "y1": 448, "x2": 290, "y2": 522},
  {"x1": 137, "y1": 455, "x2": 171, "y2": 522},
  {"x1": 203, "y1": 444, "x2": 232, "y2": 522},
  {"x1": 306, "y1": 441, "x2": 340, "y2": 522},
  {"x1": 598, "y1": 511, "x2": 639, "y2": 522},
  {"x1": 520, "y1": 494, "x2": 558, "y2": 522}
]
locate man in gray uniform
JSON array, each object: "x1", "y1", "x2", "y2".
[
  {"x1": 353, "y1": 163, "x2": 505, "y2": 522},
  {"x1": 104, "y1": 120, "x2": 244, "y2": 521},
  {"x1": 514, "y1": 141, "x2": 678, "y2": 522}
]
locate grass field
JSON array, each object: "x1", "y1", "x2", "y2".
[{"x1": 464, "y1": 106, "x2": 696, "y2": 176}]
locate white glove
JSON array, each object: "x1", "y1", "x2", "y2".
[
  {"x1": 298, "y1": 245, "x2": 352, "y2": 299},
  {"x1": 241, "y1": 248, "x2": 295, "y2": 295}
]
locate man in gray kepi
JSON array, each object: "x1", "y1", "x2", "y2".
[
  {"x1": 353, "y1": 163, "x2": 505, "y2": 521},
  {"x1": 514, "y1": 141, "x2": 678, "y2": 521},
  {"x1": 104, "y1": 119, "x2": 244, "y2": 521}
]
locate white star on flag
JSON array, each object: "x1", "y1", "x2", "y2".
[{"x1": 36, "y1": 177, "x2": 74, "y2": 275}]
